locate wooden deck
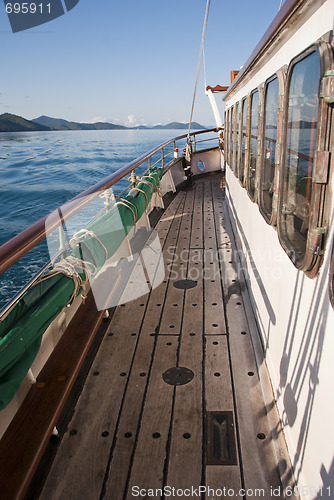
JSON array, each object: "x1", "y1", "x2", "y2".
[{"x1": 37, "y1": 173, "x2": 293, "y2": 500}]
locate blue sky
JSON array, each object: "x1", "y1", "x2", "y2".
[{"x1": 0, "y1": 0, "x2": 282, "y2": 127}]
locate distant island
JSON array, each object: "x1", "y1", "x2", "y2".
[
  {"x1": 0, "y1": 113, "x2": 50, "y2": 132},
  {"x1": 0, "y1": 113, "x2": 207, "y2": 133}
]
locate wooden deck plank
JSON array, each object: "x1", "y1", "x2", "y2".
[
  {"x1": 101, "y1": 289, "x2": 169, "y2": 499},
  {"x1": 205, "y1": 335, "x2": 233, "y2": 411},
  {"x1": 205, "y1": 468, "x2": 243, "y2": 500},
  {"x1": 203, "y1": 177, "x2": 241, "y2": 499},
  {"x1": 204, "y1": 336, "x2": 242, "y2": 496},
  {"x1": 203, "y1": 179, "x2": 227, "y2": 335},
  {"x1": 190, "y1": 181, "x2": 204, "y2": 250},
  {"x1": 159, "y1": 187, "x2": 195, "y2": 334},
  {"x1": 125, "y1": 190, "x2": 199, "y2": 494},
  {"x1": 126, "y1": 335, "x2": 178, "y2": 497},
  {"x1": 165, "y1": 249, "x2": 204, "y2": 490}
]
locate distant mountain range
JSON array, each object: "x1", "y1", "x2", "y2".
[
  {"x1": 0, "y1": 113, "x2": 49, "y2": 132},
  {"x1": 31, "y1": 115, "x2": 128, "y2": 131},
  {"x1": 0, "y1": 113, "x2": 206, "y2": 133}
]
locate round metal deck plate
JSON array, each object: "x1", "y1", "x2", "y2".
[
  {"x1": 162, "y1": 367, "x2": 194, "y2": 386},
  {"x1": 173, "y1": 279, "x2": 197, "y2": 290}
]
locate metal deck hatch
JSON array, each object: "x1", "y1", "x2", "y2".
[
  {"x1": 206, "y1": 411, "x2": 238, "y2": 465},
  {"x1": 173, "y1": 279, "x2": 198, "y2": 290},
  {"x1": 162, "y1": 367, "x2": 194, "y2": 386}
]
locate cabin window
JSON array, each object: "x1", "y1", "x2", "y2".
[
  {"x1": 233, "y1": 103, "x2": 239, "y2": 175},
  {"x1": 279, "y1": 50, "x2": 320, "y2": 267},
  {"x1": 239, "y1": 98, "x2": 247, "y2": 184},
  {"x1": 224, "y1": 110, "x2": 230, "y2": 167},
  {"x1": 230, "y1": 106, "x2": 234, "y2": 168},
  {"x1": 260, "y1": 77, "x2": 279, "y2": 222},
  {"x1": 247, "y1": 91, "x2": 259, "y2": 199}
]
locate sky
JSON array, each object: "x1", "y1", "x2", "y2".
[{"x1": 0, "y1": 0, "x2": 283, "y2": 128}]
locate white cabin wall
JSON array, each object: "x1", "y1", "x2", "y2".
[{"x1": 225, "y1": 163, "x2": 334, "y2": 499}]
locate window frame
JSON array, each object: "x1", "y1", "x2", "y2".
[
  {"x1": 229, "y1": 105, "x2": 234, "y2": 168},
  {"x1": 224, "y1": 109, "x2": 229, "y2": 170},
  {"x1": 246, "y1": 88, "x2": 263, "y2": 201},
  {"x1": 277, "y1": 35, "x2": 334, "y2": 276},
  {"x1": 238, "y1": 96, "x2": 248, "y2": 186},
  {"x1": 232, "y1": 103, "x2": 239, "y2": 176},
  {"x1": 258, "y1": 68, "x2": 286, "y2": 225}
]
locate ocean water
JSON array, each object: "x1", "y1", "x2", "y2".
[{"x1": 0, "y1": 129, "x2": 205, "y2": 310}]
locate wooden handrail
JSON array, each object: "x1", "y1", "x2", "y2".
[{"x1": 0, "y1": 128, "x2": 220, "y2": 275}]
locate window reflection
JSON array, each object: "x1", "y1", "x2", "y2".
[
  {"x1": 226, "y1": 109, "x2": 229, "y2": 166},
  {"x1": 248, "y1": 91, "x2": 259, "y2": 199},
  {"x1": 234, "y1": 103, "x2": 239, "y2": 175},
  {"x1": 280, "y1": 50, "x2": 320, "y2": 265},
  {"x1": 261, "y1": 78, "x2": 279, "y2": 221},
  {"x1": 240, "y1": 98, "x2": 247, "y2": 183},
  {"x1": 230, "y1": 106, "x2": 234, "y2": 167}
]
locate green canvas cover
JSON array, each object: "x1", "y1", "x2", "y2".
[
  {"x1": 0, "y1": 168, "x2": 163, "y2": 409},
  {"x1": 0, "y1": 275, "x2": 75, "y2": 409}
]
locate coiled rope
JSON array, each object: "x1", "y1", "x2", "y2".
[{"x1": 37, "y1": 256, "x2": 97, "y2": 305}]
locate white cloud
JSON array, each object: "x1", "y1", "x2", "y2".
[
  {"x1": 125, "y1": 114, "x2": 137, "y2": 127},
  {"x1": 85, "y1": 116, "x2": 107, "y2": 124},
  {"x1": 123, "y1": 115, "x2": 149, "y2": 127}
]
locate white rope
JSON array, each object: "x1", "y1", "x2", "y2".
[
  {"x1": 69, "y1": 228, "x2": 108, "y2": 261},
  {"x1": 187, "y1": 0, "x2": 211, "y2": 142},
  {"x1": 37, "y1": 256, "x2": 97, "y2": 305},
  {"x1": 140, "y1": 177, "x2": 155, "y2": 195},
  {"x1": 115, "y1": 199, "x2": 138, "y2": 224},
  {"x1": 128, "y1": 187, "x2": 149, "y2": 206},
  {"x1": 54, "y1": 256, "x2": 96, "y2": 304},
  {"x1": 99, "y1": 189, "x2": 116, "y2": 206},
  {"x1": 53, "y1": 255, "x2": 96, "y2": 279}
]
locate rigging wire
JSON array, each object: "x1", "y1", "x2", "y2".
[
  {"x1": 203, "y1": 47, "x2": 207, "y2": 89},
  {"x1": 187, "y1": 0, "x2": 211, "y2": 143}
]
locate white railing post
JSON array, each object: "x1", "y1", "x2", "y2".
[{"x1": 59, "y1": 223, "x2": 67, "y2": 259}]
